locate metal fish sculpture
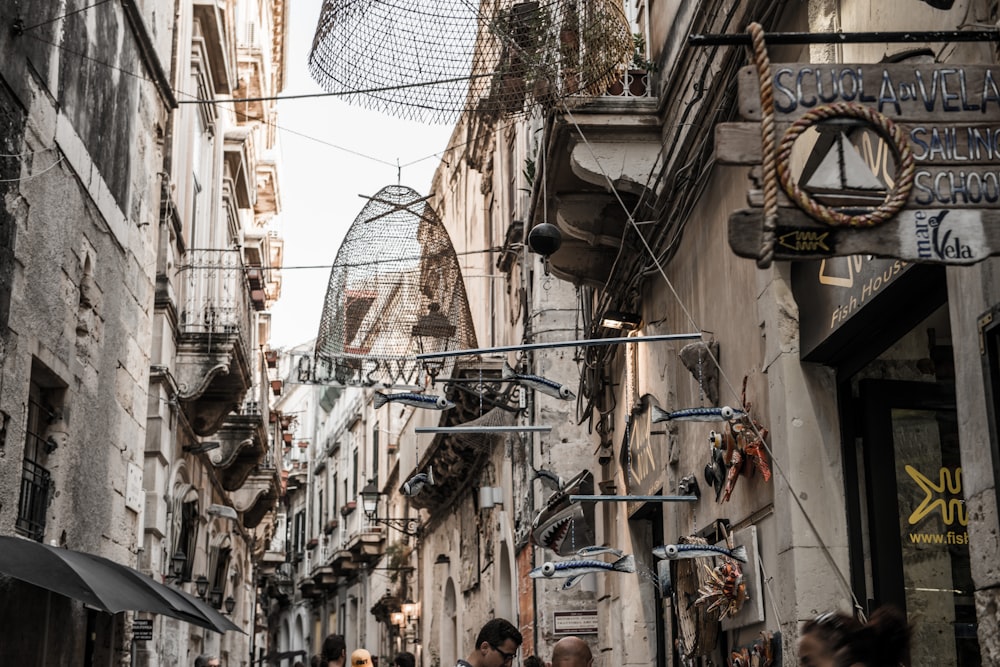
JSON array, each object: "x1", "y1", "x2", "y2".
[
  {"x1": 652, "y1": 543, "x2": 748, "y2": 564},
  {"x1": 401, "y1": 466, "x2": 435, "y2": 496},
  {"x1": 650, "y1": 405, "x2": 746, "y2": 423},
  {"x1": 575, "y1": 545, "x2": 624, "y2": 558},
  {"x1": 502, "y1": 361, "x2": 575, "y2": 400},
  {"x1": 532, "y1": 467, "x2": 564, "y2": 491},
  {"x1": 373, "y1": 391, "x2": 454, "y2": 410},
  {"x1": 530, "y1": 554, "x2": 636, "y2": 590},
  {"x1": 530, "y1": 470, "x2": 596, "y2": 556}
]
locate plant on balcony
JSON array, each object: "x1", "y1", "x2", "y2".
[
  {"x1": 307, "y1": 538, "x2": 319, "y2": 550},
  {"x1": 340, "y1": 501, "x2": 357, "y2": 517},
  {"x1": 324, "y1": 519, "x2": 339, "y2": 534}
]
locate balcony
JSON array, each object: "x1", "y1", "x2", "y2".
[
  {"x1": 529, "y1": 79, "x2": 661, "y2": 287},
  {"x1": 174, "y1": 249, "x2": 255, "y2": 436},
  {"x1": 347, "y1": 524, "x2": 386, "y2": 564},
  {"x1": 213, "y1": 374, "x2": 270, "y2": 491}
]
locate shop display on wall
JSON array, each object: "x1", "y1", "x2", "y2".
[
  {"x1": 530, "y1": 470, "x2": 597, "y2": 555},
  {"x1": 728, "y1": 631, "x2": 779, "y2": 667},
  {"x1": 720, "y1": 57, "x2": 1000, "y2": 265},
  {"x1": 672, "y1": 535, "x2": 721, "y2": 658},
  {"x1": 702, "y1": 378, "x2": 771, "y2": 503}
]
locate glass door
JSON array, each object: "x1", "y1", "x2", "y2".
[{"x1": 860, "y1": 380, "x2": 980, "y2": 666}]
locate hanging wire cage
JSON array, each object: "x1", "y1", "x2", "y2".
[
  {"x1": 307, "y1": 0, "x2": 634, "y2": 124},
  {"x1": 311, "y1": 185, "x2": 477, "y2": 387}
]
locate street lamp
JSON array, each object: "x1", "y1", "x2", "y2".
[
  {"x1": 360, "y1": 479, "x2": 422, "y2": 537},
  {"x1": 224, "y1": 595, "x2": 236, "y2": 615},
  {"x1": 195, "y1": 575, "x2": 210, "y2": 600},
  {"x1": 168, "y1": 549, "x2": 186, "y2": 582},
  {"x1": 209, "y1": 588, "x2": 223, "y2": 609}
]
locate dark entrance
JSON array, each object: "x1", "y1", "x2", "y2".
[{"x1": 840, "y1": 303, "x2": 981, "y2": 666}]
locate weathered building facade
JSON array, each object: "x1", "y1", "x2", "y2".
[
  {"x1": 307, "y1": 1, "x2": 1000, "y2": 665},
  {"x1": 0, "y1": 0, "x2": 288, "y2": 664}
]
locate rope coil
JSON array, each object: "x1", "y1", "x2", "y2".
[{"x1": 776, "y1": 103, "x2": 915, "y2": 227}]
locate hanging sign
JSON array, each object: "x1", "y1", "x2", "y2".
[{"x1": 723, "y1": 62, "x2": 1000, "y2": 265}]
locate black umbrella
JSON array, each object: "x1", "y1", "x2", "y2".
[{"x1": 0, "y1": 536, "x2": 240, "y2": 633}]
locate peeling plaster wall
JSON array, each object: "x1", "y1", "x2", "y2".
[{"x1": 0, "y1": 0, "x2": 168, "y2": 663}]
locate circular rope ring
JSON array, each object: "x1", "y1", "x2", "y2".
[{"x1": 775, "y1": 102, "x2": 915, "y2": 228}]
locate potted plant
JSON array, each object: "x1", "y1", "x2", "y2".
[
  {"x1": 341, "y1": 501, "x2": 357, "y2": 517},
  {"x1": 324, "y1": 519, "x2": 339, "y2": 534},
  {"x1": 607, "y1": 34, "x2": 657, "y2": 96}
]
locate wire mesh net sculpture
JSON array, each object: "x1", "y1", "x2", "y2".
[
  {"x1": 308, "y1": 0, "x2": 634, "y2": 124},
  {"x1": 311, "y1": 185, "x2": 477, "y2": 387}
]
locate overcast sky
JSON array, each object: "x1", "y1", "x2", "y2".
[{"x1": 268, "y1": 0, "x2": 454, "y2": 349}]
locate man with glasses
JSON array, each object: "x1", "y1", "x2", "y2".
[{"x1": 458, "y1": 618, "x2": 522, "y2": 667}]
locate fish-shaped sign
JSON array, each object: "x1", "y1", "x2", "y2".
[
  {"x1": 529, "y1": 470, "x2": 596, "y2": 555},
  {"x1": 530, "y1": 554, "x2": 636, "y2": 590},
  {"x1": 575, "y1": 545, "x2": 624, "y2": 559},
  {"x1": 373, "y1": 391, "x2": 455, "y2": 410},
  {"x1": 650, "y1": 405, "x2": 746, "y2": 423},
  {"x1": 652, "y1": 543, "x2": 748, "y2": 563},
  {"x1": 502, "y1": 361, "x2": 575, "y2": 400},
  {"x1": 401, "y1": 466, "x2": 435, "y2": 496}
]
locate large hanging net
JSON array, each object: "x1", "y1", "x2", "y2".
[
  {"x1": 309, "y1": 185, "x2": 477, "y2": 387},
  {"x1": 308, "y1": 0, "x2": 634, "y2": 124}
]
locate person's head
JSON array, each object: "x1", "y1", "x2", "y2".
[
  {"x1": 523, "y1": 656, "x2": 546, "y2": 667},
  {"x1": 833, "y1": 606, "x2": 911, "y2": 667},
  {"x1": 351, "y1": 649, "x2": 373, "y2": 667},
  {"x1": 471, "y1": 618, "x2": 523, "y2": 667},
  {"x1": 550, "y1": 637, "x2": 592, "y2": 667},
  {"x1": 195, "y1": 656, "x2": 220, "y2": 667},
  {"x1": 312, "y1": 656, "x2": 325, "y2": 667},
  {"x1": 393, "y1": 651, "x2": 416, "y2": 667},
  {"x1": 798, "y1": 612, "x2": 862, "y2": 667},
  {"x1": 322, "y1": 634, "x2": 347, "y2": 665}
]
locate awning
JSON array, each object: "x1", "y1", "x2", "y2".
[{"x1": 0, "y1": 536, "x2": 241, "y2": 633}]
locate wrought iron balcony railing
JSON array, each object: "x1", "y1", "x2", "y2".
[
  {"x1": 177, "y1": 248, "x2": 255, "y2": 358},
  {"x1": 16, "y1": 457, "x2": 51, "y2": 542}
]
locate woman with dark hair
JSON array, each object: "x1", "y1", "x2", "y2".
[{"x1": 797, "y1": 606, "x2": 911, "y2": 667}]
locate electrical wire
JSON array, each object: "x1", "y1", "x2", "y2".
[
  {"x1": 13, "y1": 0, "x2": 114, "y2": 33},
  {"x1": 0, "y1": 155, "x2": 65, "y2": 182}
]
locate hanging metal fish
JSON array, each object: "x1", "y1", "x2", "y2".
[
  {"x1": 650, "y1": 405, "x2": 745, "y2": 423},
  {"x1": 373, "y1": 391, "x2": 454, "y2": 410},
  {"x1": 529, "y1": 554, "x2": 635, "y2": 591},
  {"x1": 401, "y1": 466, "x2": 435, "y2": 496},
  {"x1": 532, "y1": 467, "x2": 564, "y2": 491},
  {"x1": 502, "y1": 361, "x2": 575, "y2": 400},
  {"x1": 704, "y1": 434, "x2": 728, "y2": 502},
  {"x1": 575, "y1": 545, "x2": 624, "y2": 558},
  {"x1": 652, "y1": 543, "x2": 748, "y2": 564}
]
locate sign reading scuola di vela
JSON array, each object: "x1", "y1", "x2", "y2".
[{"x1": 723, "y1": 62, "x2": 1000, "y2": 265}]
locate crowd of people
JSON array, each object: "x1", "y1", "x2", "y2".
[{"x1": 193, "y1": 605, "x2": 910, "y2": 667}]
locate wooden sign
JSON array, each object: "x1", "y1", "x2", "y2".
[
  {"x1": 728, "y1": 207, "x2": 999, "y2": 263},
  {"x1": 727, "y1": 62, "x2": 1000, "y2": 264},
  {"x1": 738, "y1": 64, "x2": 1000, "y2": 122}
]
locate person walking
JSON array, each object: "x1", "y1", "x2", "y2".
[
  {"x1": 550, "y1": 637, "x2": 592, "y2": 667},
  {"x1": 797, "y1": 606, "x2": 910, "y2": 667},
  {"x1": 322, "y1": 634, "x2": 348, "y2": 667},
  {"x1": 458, "y1": 618, "x2": 523, "y2": 667},
  {"x1": 393, "y1": 651, "x2": 416, "y2": 667},
  {"x1": 194, "y1": 656, "x2": 220, "y2": 667}
]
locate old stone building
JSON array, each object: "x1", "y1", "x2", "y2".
[
  {"x1": 0, "y1": 0, "x2": 288, "y2": 665},
  {"x1": 274, "y1": 1, "x2": 1000, "y2": 666}
]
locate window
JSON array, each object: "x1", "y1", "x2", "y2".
[{"x1": 15, "y1": 364, "x2": 65, "y2": 541}]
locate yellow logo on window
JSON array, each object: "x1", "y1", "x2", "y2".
[{"x1": 905, "y1": 465, "x2": 967, "y2": 526}]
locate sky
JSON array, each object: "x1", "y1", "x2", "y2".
[{"x1": 268, "y1": 0, "x2": 455, "y2": 349}]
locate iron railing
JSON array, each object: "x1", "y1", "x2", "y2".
[
  {"x1": 177, "y1": 249, "x2": 255, "y2": 361},
  {"x1": 16, "y1": 458, "x2": 51, "y2": 542}
]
